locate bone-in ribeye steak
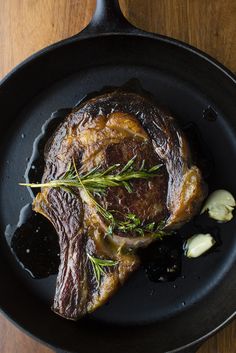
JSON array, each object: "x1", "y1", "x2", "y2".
[{"x1": 33, "y1": 91, "x2": 206, "y2": 320}]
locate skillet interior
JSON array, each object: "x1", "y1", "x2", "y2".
[{"x1": 0, "y1": 34, "x2": 236, "y2": 353}]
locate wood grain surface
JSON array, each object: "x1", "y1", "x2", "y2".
[{"x1": 0, "y1": 1, "x2": 235, "y2": 352}]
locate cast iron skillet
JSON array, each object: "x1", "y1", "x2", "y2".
[{"x1": 0, "y1": 1, "x2": 236, "y2": 352}]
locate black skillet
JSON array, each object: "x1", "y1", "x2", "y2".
[{"x1": 0, "y1": 1, "x2": 236, "y2": 352}]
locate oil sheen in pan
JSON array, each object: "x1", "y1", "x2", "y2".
[
  {"x1": 5, "y1": 83, "x2": 215, "y2": 282},
  {"x1": 5, "y1": 204, "x2": 60, "y2": 278}
]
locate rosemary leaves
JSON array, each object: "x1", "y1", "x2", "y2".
[
  {"x1": 87, "y1": 253, "x2": 118, "y2": 286},
  {"x1": 20, "y1": 156, "x2": 167, "y2": 238},
  {"x1": 106, "y1": 213, "x2": 167, "y2": 239},
  {"x1": 19, "y1": 156, "x2": 162, "y2": 195}
]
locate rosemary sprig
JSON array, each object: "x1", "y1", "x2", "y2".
[
  {"x1": 19, "y1": 156, "x2": 162, "y2": 195},
  {"x1": 106, "y1": 213, "x2": 167, "y2": 239},
  {"x1": 87, "y1": 253, "x2": 118, "y2": 287},
  {"x1": 114, "y1": 214, "x2": 167, "y2": 238},
  {"x1": 20, "y1": 156, "x2": 167, "y2": 239}
]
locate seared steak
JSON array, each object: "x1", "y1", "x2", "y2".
[{"x1": 33, "y1": 91, "x2": 206, "y2": 320}]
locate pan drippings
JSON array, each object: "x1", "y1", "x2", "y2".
[
  {"x1": 5, "y1": 108, "x2": 70, "y2": 278},
  {"x1": 7, "y1": 204, "x2": 60, "y2": 278},
  {"x1": 140, "y1": 236, "x2": 182, "y2": 282}
]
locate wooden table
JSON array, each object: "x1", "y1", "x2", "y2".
[{"x1": 0, "y1": 1, "x2": 235, "y2": 352}]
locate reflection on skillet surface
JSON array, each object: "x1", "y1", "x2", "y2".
[{"x1": 1, "y1": 71, "x2": 236, "y2": 321}]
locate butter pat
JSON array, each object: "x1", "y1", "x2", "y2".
[
  {"x1": 201, "y1": 189, "x2": 235, "y2": 222},
  {"x1": 184, "y1": 233, "x2": 216, "y2": 258}
]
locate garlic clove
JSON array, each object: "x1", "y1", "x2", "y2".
[
  {"x1": 184, "y1": 233, "x2": 216, "y2": 258},
  {"x1": 201, "y1": 189, "x2": 235, "y2": 222},
  {"x1": 208, "y1": 204, "x2": 234, "y2": 222}
]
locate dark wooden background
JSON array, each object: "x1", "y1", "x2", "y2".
[{"x1": 0, "y1": 1, "x2": 235, "y2": 352}]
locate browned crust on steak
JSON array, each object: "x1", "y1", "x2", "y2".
[{"x1": 33, "y1": 91, "x2": 206, "y2": 320}]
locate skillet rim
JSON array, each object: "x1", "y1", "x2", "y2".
[{"x1": 1, "y1": 30, "x2": 236, "y2": 88}]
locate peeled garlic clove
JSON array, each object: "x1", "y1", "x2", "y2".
[
  {"x1": 208, "y1": 204, "x2": 234, "y2": 222},
  {"x1": 184, "y1": 233, "x2": 216, "y2": 258},
  {"x1": 201, "y1": 189, "x2": 235, "y2": 222}
]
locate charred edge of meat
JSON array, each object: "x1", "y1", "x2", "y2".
[{"x1": 33, "y1": 90, "x2": 207, "y2": 320}]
